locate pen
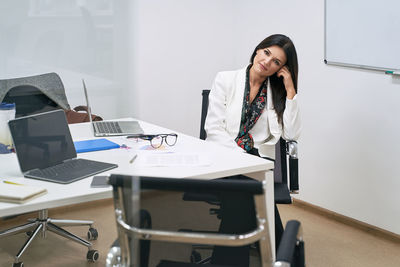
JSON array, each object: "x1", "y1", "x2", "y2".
[
  {"x1": 129, "y1": 154, "x2": 138, "y2": 164},
  {"x1": 3, "y1": 181, "x2": 23, "y2": 185}
]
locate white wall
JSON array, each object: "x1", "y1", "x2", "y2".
[
  {"x1": 127, "y1": 0, "x2": 237, "y2": 133},
  {"x1": 128, "y1": 0, "x2": 400, "y2": 234}
]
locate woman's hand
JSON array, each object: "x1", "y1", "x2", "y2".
[{"x1": 277, "y1": 66, "x2": 296, "y2": 99}]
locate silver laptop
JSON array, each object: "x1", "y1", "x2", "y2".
[
  {"x1": 8, "y1": 109, "x2": 118, "y2": 184},
  {"x1": 82, "y1": 79, "x2": 144, "y2": 137}
]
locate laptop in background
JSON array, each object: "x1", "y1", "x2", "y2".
[
  {"x1": 8, "y1": 109, "x2": 118, "y2": 184},
  {"x1": 82, "y1": 80, "x2": 144, "y2": 137}
]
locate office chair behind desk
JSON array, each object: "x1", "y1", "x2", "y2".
[
  {"x1": 188, "y1": 89, "x2": 300, "y2": 263},
  {"x1": 199, "y1": 89, "x2": 299, "y2": 202},
  {"x1": 0, "y1": 72, "x2": 71, "y2": 117},
  {"x1": 0, "y1": 73, "x2": 99, "y2": 267}
]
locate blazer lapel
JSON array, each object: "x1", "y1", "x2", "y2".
[
  {"x1": 266, "y1": 81, "x2": 282, "y2": 140},
  {"x1": 226, "y1": 68, "x2": 246, "y2": 137}
]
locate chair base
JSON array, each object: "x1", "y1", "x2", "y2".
[{"x1": 0, "y1": 209, "x2": 99, "y2": 265}]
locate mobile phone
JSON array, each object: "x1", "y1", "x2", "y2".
[{"x1": 90, "y1": 176, "x2": 110, "y2": 188}]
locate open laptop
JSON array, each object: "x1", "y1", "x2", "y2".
[
  {"x1": 82, "y1": 80, "x2": 144, "y2": 137},
  {"x1": 8, "y1": 109, "x2": 118, "y2": 184}
]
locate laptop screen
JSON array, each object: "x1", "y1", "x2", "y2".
[{"x1": 8, "y1": 109, "x2": 77, "y2": 172}]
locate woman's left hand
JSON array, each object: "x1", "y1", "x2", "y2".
[{"x1": 277, "y1": 66, "x2": 296, "y2": 99}]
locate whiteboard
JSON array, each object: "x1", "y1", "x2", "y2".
[{"x1": 325, "y1": 0, "x2": 400, "y2": 72}]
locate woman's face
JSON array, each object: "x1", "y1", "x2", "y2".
[{"x1": 252, "y1": 45, "x2": 287, "y2": 77}]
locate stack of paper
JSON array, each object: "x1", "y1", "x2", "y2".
[{"x1": 0, "y1": 182, "x2": 47, "y2": 204}]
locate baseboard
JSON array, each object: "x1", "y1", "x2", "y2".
[{"x1": 292, "y1": 198, "x2": 400, "y2": 244}]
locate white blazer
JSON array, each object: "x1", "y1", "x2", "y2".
[{"x1": 204, "y1": 67, "x2": 301, "y2": 158}]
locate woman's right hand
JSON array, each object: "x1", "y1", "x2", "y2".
[{"x1": 277, "y1": 66, "x2": 296, "y2": 99}]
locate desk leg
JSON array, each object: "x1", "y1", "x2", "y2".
[{"x1": 245, "y1": 169, "x2": 275, "y2": 261}]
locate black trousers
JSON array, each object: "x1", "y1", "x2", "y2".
[{"x1": 210, "y1": 175, "x2": 284, "y2": 267}]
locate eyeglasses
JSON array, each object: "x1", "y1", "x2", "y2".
[{"x1": 127, "y1": 133, "x2": 178, "y2": 149}]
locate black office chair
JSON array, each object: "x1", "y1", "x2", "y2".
[
  {"x1": 107, "y1": 174, "x2": 304, "y2": 267},
  {"x1": 0, "y1": 73, "x2": 99, "y2": 267},
  {"x1": 199, "y1": 89, "x2": 299, "y2": 203},
  {"x1": 187, "y1": 89, "x2": 300, "y2": 263},
  {"x1": 0, "y1": 72, "x2": 71, "y2": 117}
]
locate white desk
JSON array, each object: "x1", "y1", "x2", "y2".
[{"x1": 0, "y1": 119, "x2": 275, "y2": 253}]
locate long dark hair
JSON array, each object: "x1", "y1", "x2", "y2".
[{"x1": 250, "y1": 34, "x2": 298, "y2": 124}]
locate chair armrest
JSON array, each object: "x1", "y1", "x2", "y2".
[
  {"x1": 289, "y1": 157, "x2": 299, "y2": 192},
  {"x1": 286, "y1": 141, "x2": 299, "y2": 192},
  {"x1": 286, "y1": 141, "x2": 298, "y2": 159},
  {"x1": 275, "y1": 220, "x2": 303, "y2": 266}
]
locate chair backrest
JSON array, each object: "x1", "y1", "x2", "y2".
[
  {"x1": 199, "y1": 89, "x2": 299, "y2": 192},
  {"x1": 109, "y1": 174, "x2": 274, "y2": 267},
  {"x1": 0, "y1": 72, "x2": 70, "y2": 117}
]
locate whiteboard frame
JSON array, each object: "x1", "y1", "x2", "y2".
[{"x1": 324, "y1": 0, "x2": 400, "y2": 74}]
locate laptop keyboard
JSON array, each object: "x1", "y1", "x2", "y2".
[
  {"x1": 95, "y1": 121, "x2": 122, "y2": 134},
  {"x1": 27, "y1": 158, "x2": 117, "y2": 184},
  {"x1": 38, "y1": 159, "x2": 90, "y2": 177}
]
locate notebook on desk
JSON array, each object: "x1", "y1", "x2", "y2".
[
  {"x1": 82, "y1": 79, "x2": 144, "y2": 137},
  {"x1": 8, "y1": 109, "x2": 118, "y2": 184},
  {"x1": 0, "y1": 182, "x2": 47, "y2": 204}
]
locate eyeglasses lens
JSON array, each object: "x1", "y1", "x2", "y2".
[
  {"x1": 150, "y1": 135, "x2": 163, "y2": 148},
  {"x1": 165, "y1": 134, "x2": 177, "y2": 146}
]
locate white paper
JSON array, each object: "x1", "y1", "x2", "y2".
[{"x1": 141, "y1": 153, "x2": 210, "y2": 167}]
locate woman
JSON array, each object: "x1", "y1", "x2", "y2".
[
  {"x1": 205, "y1": 34, "x2": 301, "y2": 266},
  {"x1": 205, "y1": 34, "x2": 300, "y2": 157}
]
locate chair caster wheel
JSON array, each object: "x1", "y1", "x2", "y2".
[
  {"x1": 87, "y1": 228, "x2": 98, "y2": 240},
  {"x1": 190, "y1": 250, "x2": 201, "y2": 263},
  {"x1": 87, "y1": 250, "x2": 99, "y2": 262},
  {"x1": 13, "y1": 262, "x2": 23, "y2": 267}
]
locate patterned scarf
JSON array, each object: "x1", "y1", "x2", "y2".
[{"x1": 235, "y1": 66, "x2": 268, "y2": 152}]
